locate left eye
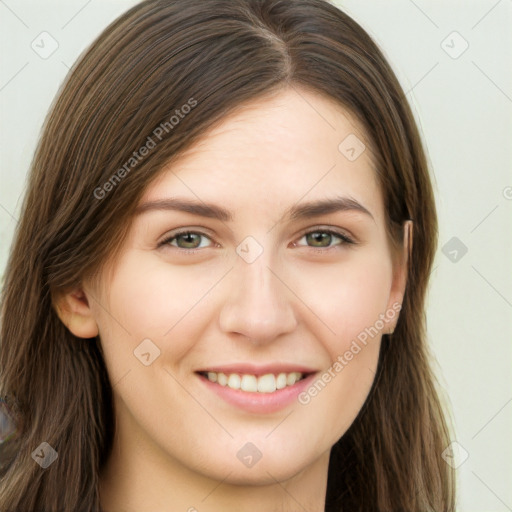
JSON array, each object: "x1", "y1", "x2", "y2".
[{"x1": 296, "y1": 230, "x2": 354, "y2": 248}]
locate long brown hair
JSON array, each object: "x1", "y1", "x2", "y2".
[{"x1": 0, "y1": 0, "x2": 455, "y2": 510}]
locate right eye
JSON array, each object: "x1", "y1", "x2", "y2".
[{"x1": 160, "y1": 230, "x2": 214, "y2": 251}]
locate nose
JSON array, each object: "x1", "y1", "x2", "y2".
[{"x1": 218, "y1": 253, "x2": 298, "y2": 345}]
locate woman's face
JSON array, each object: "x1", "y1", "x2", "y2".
[{"x1": 85, "y1": 87, "x2": 406, "y2": 487}]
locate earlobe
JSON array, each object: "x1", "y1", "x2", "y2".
[{"x1": 53, "y1": 288, "x2": 99, "y2": 339}]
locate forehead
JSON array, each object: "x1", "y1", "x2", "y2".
[{"x1": 140, "y1": 87, "x2": 383, "y2": 224}]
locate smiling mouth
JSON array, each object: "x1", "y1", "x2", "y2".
[{"x1": 196, "y1": 370, "x2": 312, "y2": 393}]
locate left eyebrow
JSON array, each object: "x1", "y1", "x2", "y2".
[{"x1": 286, "y1": 196, "x2": 374, "y2": 222}]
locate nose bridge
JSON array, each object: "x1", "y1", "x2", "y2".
[{"x1": 218, "y1": 242, "x2": 297, "y2": 342}]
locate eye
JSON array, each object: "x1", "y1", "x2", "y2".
[
  {"x1": 160, "y1": 230, "x2": 213, "y2": 250},
  {"x1": 158, "y1": 227, "x2": 355, "y2": 253},
  {"x1": 295, "y1": 229, "x2": 355, "y2": 249}
]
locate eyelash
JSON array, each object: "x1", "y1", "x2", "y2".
[{"x1": 159, "y1": 228, "x2": 356, "y2": 254}]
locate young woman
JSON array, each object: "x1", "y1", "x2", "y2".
[{"x1": 0, "y1": 0, "x2": 455, "y2": 510}]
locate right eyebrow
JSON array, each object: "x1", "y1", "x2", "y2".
[{"x1": 134, "y1": 198, "x2": 233, "y2": 222}]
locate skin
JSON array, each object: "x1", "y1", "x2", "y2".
[{"x1": 56, "y1": 86, "x2": 410, "y2": 512}]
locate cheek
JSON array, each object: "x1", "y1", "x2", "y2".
[
  {"x1": 93, "y1": 252, "x2": 226, "y2": 366},
  {"x1": 291, "y1": 249, "x2": 393, "y2": 351},
  {"x1": 290, "y1": 251, "x2": 392, "y2": 436}
]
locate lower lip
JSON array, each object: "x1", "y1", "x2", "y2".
[{"x1": 196, "y1": 372, "x2": 317, "y2": 414}]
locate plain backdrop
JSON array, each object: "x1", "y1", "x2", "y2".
[{"x1": 1, "y1": 1, "x2": 511, "y2": 510}]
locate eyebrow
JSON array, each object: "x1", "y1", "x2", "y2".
[{"x1": 134, "y1": 196, "x2": 374, "y2": 222}]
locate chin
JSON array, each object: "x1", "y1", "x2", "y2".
[{"x1": 198, "y1": 449, "x2": 317, "y2": 486}]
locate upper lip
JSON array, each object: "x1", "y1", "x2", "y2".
[{"x1": 196, "y1": 363, "x2": 318, "y2": 376}]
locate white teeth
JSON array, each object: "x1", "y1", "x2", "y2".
[
  {"x1": 287, "y1": 372, "x2": 298, "y2": 386},
  {"x1": 257, "y1": 373, "x2": 276, "y2": 393},
  {"x1": 227, "y1": 374, "x2": 241, "y2": 390},
  {"x1": 203, "y1": 371, "x2": 305, "y2": 393},
  {"x1": 217, "y1": 373, "x2": 228, "y2": 386},
  {"x1": 240, "y1": 374, "x2": 258, "y2": 392},
  {"x1": 276, "y1": 373, "x2": 287, "y2": 390}
]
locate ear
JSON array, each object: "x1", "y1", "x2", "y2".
[
  {"x1": 385, "y1": 220, "x2": 413, "y2": 332},
  {"x1": 53, "y1": 287, "x2": 99, "y2": 339}
]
